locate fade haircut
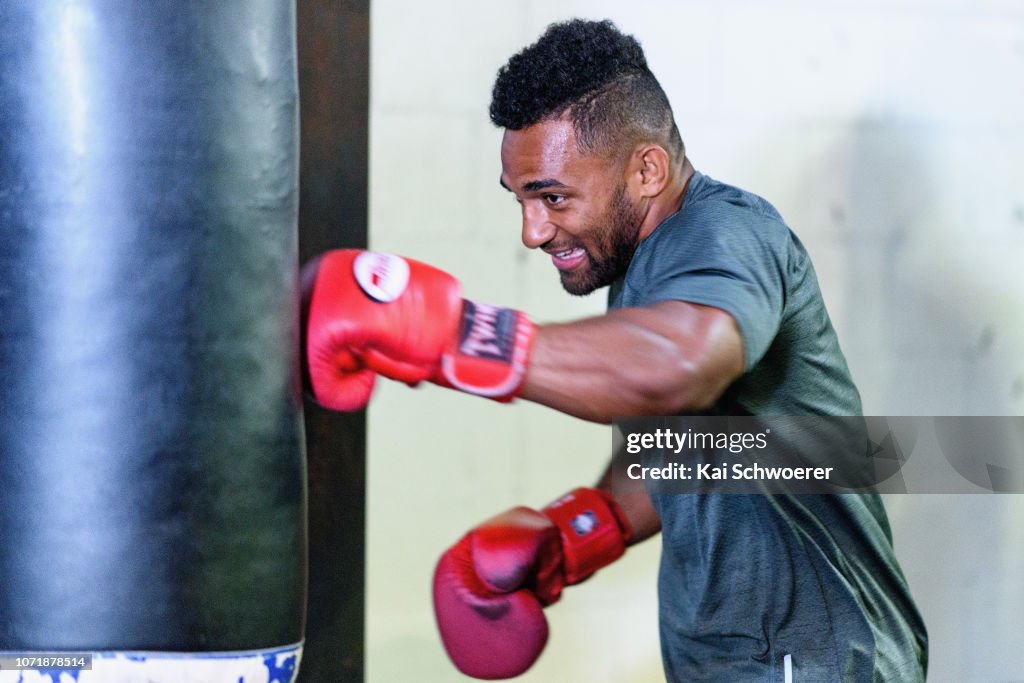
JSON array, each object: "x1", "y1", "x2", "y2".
[{"x1": 490, "y1": 19, "x2": 684, "y2": 160}]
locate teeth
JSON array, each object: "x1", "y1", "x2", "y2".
[{"x1": 556, "y1": 248, "x2": 579, "y2": 259}]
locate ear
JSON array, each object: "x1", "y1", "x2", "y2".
[{"x1": 627, "y1": 144, "x2": 672, "y2": 199}]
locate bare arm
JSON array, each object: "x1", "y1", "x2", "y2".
[
  {"x1": 596, "y1": 442, "x2": 662, "y2": 545},
  {"x1": 525, "y1": 300, "x2": 744, "y2": 543},
  {"x1": 520, "y1": 300, "x2": 745, "y2": 423}
]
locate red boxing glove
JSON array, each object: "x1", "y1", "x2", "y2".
[
  {"x1": 303, "y1": 250, "x2": 536, "y2": 411},
  {"x1": 433, "y1": 488, "x2": 632, "y2": 680}
]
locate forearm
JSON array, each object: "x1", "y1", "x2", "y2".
[
  {"x1": 520, "y1": 301, "x2": 744, "y2": 423},
  {"x1": 303, "y1": 251, "x2": 743, "y2": 419},
  {"x1": 596, "y1": 448, "x2": 662, "y2": 545}
]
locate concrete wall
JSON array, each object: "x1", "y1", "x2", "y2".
[{"x1": 366, "y1": 2, "x2": 1024, "y2": 680}]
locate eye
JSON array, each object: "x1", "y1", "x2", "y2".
[{"x1": 543, "y1": 194, "x2": 566, "y2": 206}]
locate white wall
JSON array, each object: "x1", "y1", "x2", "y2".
[{"x1": 366, "y1": 1, "x2": 1024, "y2": 680}]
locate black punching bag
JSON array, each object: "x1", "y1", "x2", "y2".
[{"x1": 0, "y1": 1, "x2": 307, "y2": 680}]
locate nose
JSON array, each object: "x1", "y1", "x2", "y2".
[{"x1": 521, "y1": 203, "x2": 556, "y2": 249}]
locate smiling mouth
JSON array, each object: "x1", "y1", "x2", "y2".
[{"x1": 550, "y1": 247, "x2": 587, "y2": 271}]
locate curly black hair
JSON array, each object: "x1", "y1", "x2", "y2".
[{"x1": 490, "y1": 19, "x2": 683, "y2": 158}]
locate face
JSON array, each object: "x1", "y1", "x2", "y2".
[{"x1": 500, "y1": 118, "x2": 645, "y2": 296}]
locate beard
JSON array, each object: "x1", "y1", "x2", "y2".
[{"x1": 559, "y1": 183, "x2": 645, "y2": 296}]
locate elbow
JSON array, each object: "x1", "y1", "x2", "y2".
[
  {"x1": 672, "y1": 362, "x2": 726, "y2": 413},
  {"x1": 629, "y1": 345, "x2": 739, "y2": 416},
  {"x1": 644, "y1": 360, "x2": 716, "y2": 415}
]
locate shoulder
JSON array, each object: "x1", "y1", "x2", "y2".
[
  {"x1": 685, "y1": 171, "x2": 783, "y2": 221},
  {"x1": 650, "y1": 172, "x2": 792, "y2": 250},
  {"x1": 630, "y1": 172, "x2": 801, "y2": 282}
]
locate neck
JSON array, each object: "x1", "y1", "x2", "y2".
[{"x1": 637, "y1": 156, "x2": 695, "y2": 241}]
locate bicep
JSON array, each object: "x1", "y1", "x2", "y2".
[
  {"x1": 625, "y1": 300, "x2": 744, "y2": 377},
  {"x1": 622, "y1": 300, "x2": 745, "y2": 411}
]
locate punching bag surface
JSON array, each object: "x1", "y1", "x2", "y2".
[{"x1": 0, "y1": 0, "x2": 306, "y2": 659}]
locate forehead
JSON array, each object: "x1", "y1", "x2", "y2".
[
  {"x1": 501, "y1": 118, "x2": 575, "y2": 163},
  {"x1": 500, "y1": 118, "x2": 607, "y2": 187}
]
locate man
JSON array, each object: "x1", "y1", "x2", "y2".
[{"x1": 303, "y1": 19, "x2": 928, "y2": 682}]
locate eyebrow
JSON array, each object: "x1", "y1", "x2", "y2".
[{"x1": 499, "y1": 177, "x2": 568, "y2": 193}]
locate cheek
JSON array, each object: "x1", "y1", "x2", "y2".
[{"x1": 585, "y1": 204, "x2": 621, "y2": 244}]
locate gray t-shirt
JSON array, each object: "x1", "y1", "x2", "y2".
[{"x1": 609, "y1": 171, "x2": 927, "y2": 682}]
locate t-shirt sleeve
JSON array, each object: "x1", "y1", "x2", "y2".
[{"x1": 622, "y1": 204, "x2": 787, "y2": 370}]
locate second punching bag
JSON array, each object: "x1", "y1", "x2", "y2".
[{"x1": 0, "y1": 1, "x2": 306, "y2": 680}]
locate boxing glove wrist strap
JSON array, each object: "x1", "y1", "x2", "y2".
[
  {"x1": 436, "y1": 299, "x2": 536, "y2": 401},
  {"x1": 542, "y1": 487, "x2": 632, "y2": 585}
]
